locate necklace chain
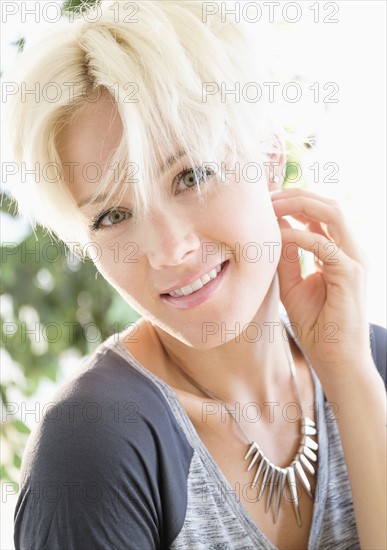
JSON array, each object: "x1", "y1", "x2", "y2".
[{"x1": 171, "y1": 322, "x2": 318, "y2": 527}]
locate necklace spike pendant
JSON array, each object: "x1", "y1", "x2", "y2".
[{"x1": 244, "y1": 416, "x2": 318, "y2": 527}]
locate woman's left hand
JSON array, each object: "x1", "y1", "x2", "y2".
[{"x1": 271, "y1": 187, "x2": 374, "y2": 385}]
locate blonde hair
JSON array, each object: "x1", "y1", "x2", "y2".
[{"x1": 4, "y1": 0, "x2": 280, "y2": 246}]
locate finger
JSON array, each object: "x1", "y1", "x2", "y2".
[
  {"x1": 278, "y1": 216, "x2": 326, "y2": 274},
  {"x1": 279, "y1": 225, "x2": 364, "y2": 285},
  {"x1": 272, "y1": 195, "x2": 364, "y2": 263},
  {"x1": 279, "y1": 212, "x2": 327, "y2": 238},
  {"x1": 276, "y1": 218, "x2": 303, "y2": 300},
  {"x1": 279, "y1": 217, "x2": 331, "y2": 274},
  {"x1": 271, "y1": 187, "x2": 335, "y2": 206}
]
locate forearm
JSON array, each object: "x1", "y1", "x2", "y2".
[{"x1": 322, "y1": 363, "x2": 386, "y2": 550}]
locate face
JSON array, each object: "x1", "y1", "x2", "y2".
[{"x1": 59, "y1": 95, "x2": 282, "y2": 349}]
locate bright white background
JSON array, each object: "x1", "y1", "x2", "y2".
[{"x1": 1, "y1": 1, "x2": 386, "y2": 548}]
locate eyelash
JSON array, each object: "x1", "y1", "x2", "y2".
[
  {"x1": 89, "y1": 208, "x2": 132, "y2": 232},
  {"x1": 173, "y1": 165, "x2": 216, "y2": 195},
  {"x1": 89, "y1": 165, "x2": 215, "y2": 232}
]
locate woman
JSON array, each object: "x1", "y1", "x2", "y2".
[{"x1": 8, "y1": 1, "x2": 386, "y2": 549}]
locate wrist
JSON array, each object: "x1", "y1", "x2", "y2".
[{"x1": 315, "y1": 353, "x2": 377, "y2": 388}]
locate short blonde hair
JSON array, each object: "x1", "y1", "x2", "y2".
[{"x1": 4, "y1": 0, "x2": 280, "y2": 245}]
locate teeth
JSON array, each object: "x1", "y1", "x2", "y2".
[
  {"x1": 168, "y1": 263, "x2": 224, "y2": 297},
  {"x1": 191, "y1": 279, "x2": 204, "y2": 292},
  {"x1": 181, "y1": 285, "x2": 193, "y2": 296}
]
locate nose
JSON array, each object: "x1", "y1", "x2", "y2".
[{"x1": 142, "y1": 208, "x2": 201, "y2": 269}]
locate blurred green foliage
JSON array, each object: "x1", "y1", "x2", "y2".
[
  {"x1": 1, "y1": 0, "x2": 129, "y2": 484},
  {"x1": 1, "y1": 192, "x2": 139, "y2": 481},
  {"x1": 62, "y1": 0, "x2": 101, "y2": 14},
  {"x1": 11, "y1": 38, "x2": 25, "y2": 53}
]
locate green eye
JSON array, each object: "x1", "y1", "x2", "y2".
[
  {"x1": 176, "y1": 166, "x2": 215, "y2": 193},
  {"x1": 106, "y1": 210, "x2": 126, "y2": 224},
  {"x1": 91, "y1": 208, "x2": 132, "y2": 231},
  {"x1": 183, "y1": 170, "x2": 198, "y2": 188}
]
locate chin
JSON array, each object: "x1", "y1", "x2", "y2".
[{"x1": 161, "y1": 298, "x2": 267, "y2": 350}]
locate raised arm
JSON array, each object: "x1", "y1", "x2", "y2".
[{"x1": 271, "y1": 187, "x2": 387, "y2": 549}]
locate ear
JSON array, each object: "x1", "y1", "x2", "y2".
[{"x1": 264, "y1": 135, "x2": 286, "y2": 192}]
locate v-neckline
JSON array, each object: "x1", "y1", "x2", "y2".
[{"x1": 110, "y1": 333, "x2": 328, "y2": 549}]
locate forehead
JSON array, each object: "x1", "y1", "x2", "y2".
[
  {"x1": 56, "y1": 91, "x2": 181, "y2": 210},
  {"x1": 57, "y1": 93, "x2": 123, "y2": 203}
]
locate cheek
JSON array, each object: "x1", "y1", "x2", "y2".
[
  {"x1": 92, "y1": 246, "x2": 143, "y2": 302},
  {"x1": 249, "y1": 193, "x2": 282, "y2": 250},
  {"x1": 209, "y1": 182, "x2": 281, "y2": 258},
  {"x1": 246, "y1": 202, "x2": 282, "y2": 274}
]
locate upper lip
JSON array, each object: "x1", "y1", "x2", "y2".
[{"x1": 160, "y1": 261, "x2": 225, "y2": 294}]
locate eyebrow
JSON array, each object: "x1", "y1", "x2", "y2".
[{"x1": 77, "y1": 150, "x2": 186, "y2": 209}]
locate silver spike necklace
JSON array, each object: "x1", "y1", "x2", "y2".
[{"x1": 172, "y1": 323, "x2": 318, "y2": 527}]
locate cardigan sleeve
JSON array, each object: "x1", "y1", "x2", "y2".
[
  {"x1": 14, "y1": 349, "x2": 194, "y2": 550},
  {"x1": 370, "y1": 322, "x2": 387, "y2": 388}
]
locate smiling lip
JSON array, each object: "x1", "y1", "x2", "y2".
[
  {"x1": 160, "y1": 261, "x2": 226, "y2": 295},
  {"x1": 160, "y1": 260, "x2": 229, "y2": 309}
]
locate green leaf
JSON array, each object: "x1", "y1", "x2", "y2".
[
  {"x1": 0, "y1": 465, "x2": 10, "y2": 480},
  {"x1": 62, "y1": 0, "x2": 100, "y2": 13},
  {"x1": 0, "y1": 384, "x2": 8, "y2": 406},
  {"x1": 0, "y1": 193, "x2": 18, "y2": 217},
  {"x1": 13, "y1": 420, "x2": 31, "y2": 435},
  {"x1": 13, "y1": 454, "x2": 22, "y2": 469},
  {"x1": 11, "y1": 37, "x2": 25, "y2": 53}
]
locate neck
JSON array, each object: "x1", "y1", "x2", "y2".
[{"x1": 152, "y1": 273, "x2": 296, "y2": 405}]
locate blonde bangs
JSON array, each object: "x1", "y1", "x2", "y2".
[{"x1": 4, "y1": 0, "x2": 277, "y2": 245}]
